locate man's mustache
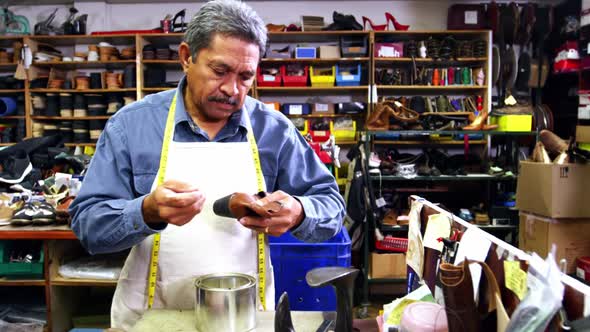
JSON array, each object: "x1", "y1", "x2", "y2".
[{"x1": 208, "y1": 96, "x2": 237, "y2": 106}]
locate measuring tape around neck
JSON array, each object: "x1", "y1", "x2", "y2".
[{"x1": 147, "y1": 92, "x2": 267, "y2": 311}]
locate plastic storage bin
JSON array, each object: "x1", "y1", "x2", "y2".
[
  {"x1": 282, "y1": 103, "x2": 311, "y2": 115},
  {"x1": 270, "y1": 228, "x2": 351, "y2": 311},
  {"x1": 336, "y1": 64, "x2": 361, "y2": 86},
  {"x1": 0, "y1": 241, "x2": 44, "y2": 279},
  {"x1": 489, "y1": 114, "x2": 532, "y2": 132},
  {"x1": 265, "y1": 43, "x2": 292, "y2": 59},
  {"x1": 256, "y1": 65, "x2": 282, "y2": 87},
  {"x1": 331, "y1": 119, "x2": 357, "y2": 140},
  {"x1": 340, "y1": 36, "x2": 368, "y2": 57},
  {"x1": 282, "y1": 65, "x2": 309, "y2": 87},
  {"x1": 310, "y1": 66, "x2": 335, "y2": 87},
  {"x1": 295, "y1": 47, "x2": 317, "y2": 59}
]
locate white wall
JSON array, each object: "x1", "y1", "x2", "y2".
[{"x1": 10, "y1": 1, "x2": 557, "y2": 34}]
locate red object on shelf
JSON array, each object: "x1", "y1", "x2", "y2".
[
  {"x1": 554, "y1": 59, "x2": 580, "y2": 73},
  {"x1": 375, "y1": 235, "x2": 408, "y2": 253},
  {"x1": 282, "y1": 65, "x2": 308, "y2": 87},
  {"x1": 309, "y1": 130, "x2": 330, "y2": 143},
  {"x1": 257, "y1": 66, "x2": 282, "y2": 87},
  {"x1": 308, "y1": 142, "x2": 333, "y2": 164}
]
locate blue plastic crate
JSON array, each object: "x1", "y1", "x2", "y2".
[
  {"x1": 269, "y1": 228, "x2": 351, "y2": 311},
  {"x1": 335, "y1": 64, "x2": 361, "y2": 86}
]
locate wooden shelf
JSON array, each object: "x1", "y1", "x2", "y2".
[
  {"x1": 30, "y1": 88, "x2": 136, "y2": 93},
  {"x1": 64, "y1": 143, "x2": 97, "y2": 147},
  {"x1": 261, "y1": 57, "x2": 370, "y2": 63},
  {"x1": 0, "y1": 278, "x2": 46, "y2": 286},
  {"x1": 0, "y1": 115, "x2": 25, "y2": 119},
  {"x1": 142, "y1": 60, "x2": 181, "y2": 69},
  {"x1": 0, "y1": 62, "x2": 17, "y2": 70},
  {"x1": 50, "y1": 275, "x2": 117, "y2": 287},
  {"x1": 0, "y1": 225, "x2": 77, "y2": 240},
  {"x1": 257, "y1": 86, "x2": 369, "y2": 92},
  {"x1": 377, "y1": 85, "x2": 487, "y2": 90},
  {"x1": 33, "y1": 60, "x2": 135, "y2": 69},
  {"x1": 335, "y1": 140, "x2": 358, "y2": 145},
  {"x1": 375, "y1": 57, "x2": 487, "y2": 62},
  {"x1": 0, "y1": 89, "x2": 24, "y2": 93},
  {"x1": 0, "y1": 36, "x2": 24, "y2": 48},
  {"x1": 143, "y1": 87, "x2": 175, "y2": 92},
  {"x1": 32, "y1": 116, "x2": 110, "y2": 120}
]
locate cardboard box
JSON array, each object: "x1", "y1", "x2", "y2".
[
  {"x1": 577, "y1": 125, "x2": 590, "y2": 143},
  {"x1": 519, "y1": 212, "x2": 590, "y2": 273},
  {"x1": 370, "y1": 253, "x2": 407, "y2": 279},
  {"x1": 311, "y1": 103, "x2": 334, "y2": 114},
  {"x1": 318, "y1": 45, "x2": 340, "y2": 59},
  {"x1": 516, "y1": 161, "x2": 590, "y2": 218}
]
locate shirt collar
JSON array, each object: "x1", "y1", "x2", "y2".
[{"x1": 174, "y1": 77, "x2": 250, "y2": 134}]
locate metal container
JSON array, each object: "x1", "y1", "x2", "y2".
[{"x1": 194, "y1": 273, "x2": 257, "y2": 332}]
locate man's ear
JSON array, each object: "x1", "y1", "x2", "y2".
[{"x1": 178, "y1": 42, "x2": 192, "y2": 73}]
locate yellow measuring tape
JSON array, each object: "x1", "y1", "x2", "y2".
[{"x1": 147, "y1": 92, "x2": 267, "y2": 310}]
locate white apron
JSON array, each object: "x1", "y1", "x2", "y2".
[{"x1": 111, "y1": 100, "x2": 275, "y2": 330}]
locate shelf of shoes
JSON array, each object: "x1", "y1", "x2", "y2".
[{"x1": 138, "y1": 34, "x2": 182, "y2": 98}]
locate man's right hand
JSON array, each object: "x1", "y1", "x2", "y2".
[{"x1": 142, "y1": 179, "x2": 206, "y2": 226}]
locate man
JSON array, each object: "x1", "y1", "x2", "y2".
[{"x1": 69, "y1": 0, "x2": 345, "y2": 329}]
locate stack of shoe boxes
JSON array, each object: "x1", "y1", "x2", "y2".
[{"x1": 516, "y1": 160, "x2": 590, "y2": 276}]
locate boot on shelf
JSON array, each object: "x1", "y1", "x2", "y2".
[{"x1": 366, "y1": 103, "x2": 391, "y2": 130}]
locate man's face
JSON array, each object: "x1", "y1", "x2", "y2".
[{"x1": 183, "y1": 34, "x2": 259, "y2": 122}]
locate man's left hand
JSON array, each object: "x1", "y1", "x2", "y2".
[{"x1": 238, "y1": 190, "x2": 304, "y2": 236}]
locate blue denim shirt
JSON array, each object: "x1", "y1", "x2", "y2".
[{"x1": 70, "y1": 78, "x2": 345, "y2": 254}]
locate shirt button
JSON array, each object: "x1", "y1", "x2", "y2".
[{"x1": 133, "y1": 223, "x2": 139, "y2": 230}]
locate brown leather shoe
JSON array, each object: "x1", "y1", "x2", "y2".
[
  {"x1": 366, "y1": 103, "x2": 390, "y2": 130},
  {"x1": 213, "y1": 192, "x2": 284, "y2": 219},
  {"x1": 266, "y1": 23, "x2": 286, "y2": 32}
]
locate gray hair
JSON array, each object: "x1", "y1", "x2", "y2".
[{"x1": 184, "y1": 0, "x2": 267, "y2": 60}]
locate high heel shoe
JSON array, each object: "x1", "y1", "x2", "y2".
[
  {"x1": 463, "y1": 110, "x2": 498, "y2": 131},
  {"x1": 385, "y1": 12, "x2": 410, "y2": 31},
  {"x1": 362, "y1": 16, "x2": 387, "y2": 31}
]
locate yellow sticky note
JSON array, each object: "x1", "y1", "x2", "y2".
[
  {"x1": 386, "y1": 299, "x2": 416, "y2": 326},
  {"x1": 504, "y1": 260, "x2": 527, "y2": 300}
]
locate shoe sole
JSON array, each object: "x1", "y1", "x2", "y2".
[
  {"x1": 10, "y1": 219, "x2": 33, "y2": 226},
  {"x1": 0, "y1": 162, "x2": 33, "y2": 184}
]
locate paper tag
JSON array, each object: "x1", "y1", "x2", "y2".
[
  {"x1": 379, "y1": 46, "x2": 395, "y2": 57},
  {"x1": 372, "y1": 85, "x2": 378, "y2": 102},
  {"x1": 585, "y1": 292, "x2": 590, "y2": 317},
  {"x1": 423, "y1": 214, "x2": 451, "y2": 252},
  {"x1": 465, "y1": 11, "x2": 478, "y2": 25},
  {"x1": 578, "y1": 267, "x2": 586, "y2": 279},
  {"x1": 394, "y1": 101, "x2": 402, "y2": 107},
  {"x1": 504, "y1": 261, "x2": 527, "y2": 300},
  {"x1": 315, "y1": 104, "x2": 329, "y2": 112},
  {"x1": 342, "y1": 74, "x2": 355, "y2": 81},
  {"x1": 588, "y1": 42, "x2": 590, "y2": 54},
  {"x1": 386, "y1": 299, "x2": 417, "y2": 326},
  {"x1": 579, "y1": 106, "x2": 590, "y2": 120},
  {"x1": 375, "y1": 197, "x2": 386, "y2": 208},
  {"x1": 262, "y1": 74, "x2": 276, "y2": 82},
  {"x1": 504, "y1": 95, "x2": 517, "y2": 106},
  {"x1": 289, "y1": 105, "x2": 302, "y2": 115},
  {"x1": 314, "y1": 130, "x2": 327, "y2": 136}
]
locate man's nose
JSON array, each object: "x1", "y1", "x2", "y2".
[{"x1": 220, "y1": 76, "x2": 239, "y2": 96}]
